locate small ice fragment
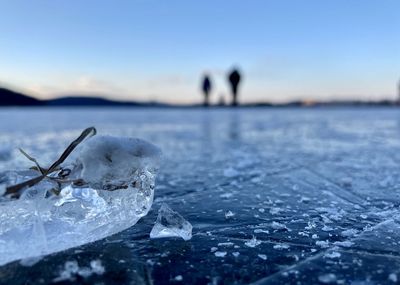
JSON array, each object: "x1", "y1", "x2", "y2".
[
  {"x1": 245, "y1": 236, "x2": 262, "y2": 248},
  {"x1": 150, "y1": 203, "x2": 192, "y2": 241},
  {"x1": 217, "y1": 242, "x2": 234, "y2": 247},
  {"x1": 360, "y1": 214, "x2": 368, "y2": 219},
  {"x1": 220, "y1": 193, "x2": 233, "y2": 199},
  {"x1": 174, "y1": 275, "x2": 183, "y2": 281},
  {"x1": 333, "y1": 241, "x2": 354, "y2": 248},
  {"x1": 269, "y1": 207, "x2": 282, "y2": 215},
  {"x1": 258, "y1": 254, "x2": 267, "y2": 260},
  {"x1": 232, "y1": 252, "x2": 240, "y2": 257},
  {"x1": 316, "y1": 240, "x2": 330, "y2": 248},
  {"x1": 53, "y1": 260, "x2": 105, "y2": 282},
  {"x1": 225, "y1": 210, "x2": 235, "y2": 219},
  {"x1": 305, "y1": 221, "x2": 317, "y2": 230},
  {"x1": 53, "y1": 261, "x2": 80, "y2": 282},
  {"x1": 312, "y1": 234, "x2": 318, "y2": 239},
  {"x1": 298, "y1": 231, "x2": 309, "y2": 237},
  {"x1": 271, "y1": 221, "x2": 288, "y2": 231},
  {"x1": 341, "y1": 229, "x2": 358, "y2": 237},
  {"x1": 258, "y1": 208, "x2": 265, "y2": 213},
  {"x1": 254, "y1": 229, "x2": 269, "y2": 234},
  {"x1": 223, "y1": 167, "x2": 239, "y2": 178},
  {"x1": 318, "y1": 273, "x2": 337, "y2": 284},
  {"x1": 210, "y1": 247, "x2": 218, "y2": 252},
  {"x1": 324, "y1": 251, "x2": 341, "y2": 259},
  {"x1": 389, "y1": 273, "x2": 398, "y2": 283},
  {"x1": 273, "y1": 243, "x2": 290, "y2": 250},
  {"x1": 322, "y1": 225, "x2": 334, "y2": 232},
  {"x1": 90, "y1": 260, "x2": 105, "y2": 275},
  {"x1": 214, "y1": 251, "x2": 227, "y2": 258}
]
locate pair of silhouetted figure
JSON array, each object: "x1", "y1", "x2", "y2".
[{"x1": 201, "y1": 69, "x2": 242, "y2": 107}]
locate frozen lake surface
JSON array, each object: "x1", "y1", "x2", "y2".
[{"x1": 1, "y1": 107, "x2": 400, "y2": 284}]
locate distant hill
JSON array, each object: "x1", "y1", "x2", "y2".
[
  {"x1": 0, "y1": 87, "x2": 168, "y2": 107},
  {"x1": 46, "y1": 96, "x2": 170, "y2": 107},
  {"x1": 46, "y1": 96, "x2": 143, "y2": 106},
  {"x1": 0, "y1": 87, "x2": 43, "y2": 106}
]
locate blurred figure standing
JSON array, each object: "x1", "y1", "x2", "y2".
[
  {"x1": 201, "y1": 74, "x2": 212, "y2": 107},
  {"x1": 228, "y1": 68, "x2": 242, "y2": 106},
  {"x1": 398, "y1": 79, "x2": 400, "y2": 104}
]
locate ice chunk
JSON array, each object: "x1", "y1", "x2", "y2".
[
  {"x1": 316, "y1": 240, "x2": 330, "y2": 248},
  {"x1": 150, "y1": 203, "x2": 192, "y2": 241},
  {"x1": 322, "y1": 225, "x2": 334, "y2": 232},
  {"x1": 341, "y1": 228, "x2": 358, "y2": 237},
  {"x1": 254, "y1": 229, "x2": 269, "y2": 234},
  {"x1": 324, "y1": 251, "x2": 341, "y2": 259},
  {"x1": 174, "y1": 275, "x2": 183, "y2": 282},
  {"x1": 271, "y1": 221, "x2": 288, "y2": 231},
  {"x1": 214, "y1": 251, "x2": 227, "y2": 257},
  {"x1": 217, "y1": 242, "x2": 234, "y2": 247},
  {"x1": 225, "y1": 210, "x2": 235, "y2": 219},
  {"x1": 258, "y1": 254, "x2": 267, "y2": 260},
  {"x1": 318, "y1": 273, "x2": 337, "y2": 284},
  {"x1": 71, "y1": 136, "x2": 161, "y2": 189},
  {"x1": 244, "y1": 236, "x2": 261, "y2": 248},
  {"x1": 333, "y1": 241, "x2": 354, "y2": 248},
  {"x1": 389, "y1": 273, "x2": 398, "y2": 283},
  {"x1": 0, "y1": 134, "x2": 161, "y2": 266},
  {"x1": 273, "y1": 243, "x2": 290, "y2": 250}
]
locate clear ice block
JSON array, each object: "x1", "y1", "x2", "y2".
[{"x1": 0, "y1": 135, "x2": 161, "y2": 266}]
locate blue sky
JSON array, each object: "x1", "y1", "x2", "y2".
[{"x1": 0, "y1": 0, "x2": 399, "y2": 104}]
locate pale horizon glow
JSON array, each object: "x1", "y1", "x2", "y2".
[{"x1": 0, "y1": 0, "x2": 399, "y2": 104}]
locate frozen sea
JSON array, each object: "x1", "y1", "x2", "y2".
[{"x1": 1, "y1": 107, "x2": 400, "y2": 284}]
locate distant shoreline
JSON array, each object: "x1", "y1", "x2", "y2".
[{"x1": 0, "y1": 86, "x2": 398, "y2": 108}]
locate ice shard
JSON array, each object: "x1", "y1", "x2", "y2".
[
  {"x1": 150, "y1": 203, "x2": 192, "y2": 241},
  {"x1": 0, "y1": 133, "x2": 161, "y2": 266}
]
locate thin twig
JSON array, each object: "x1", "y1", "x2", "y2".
[
  {"x1": 4, "y1": 127, "x2": 96, "y2": 198},
  {"x1": 18, "y1": 148, "x2": 46, "y2": 174}
]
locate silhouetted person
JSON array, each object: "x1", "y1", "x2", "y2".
[
  {"x1": 228, "y1": 69, "x2": 241, "y2": 106},
  {"x1": 398, "y1": 79, "x2": 400, "y2": 104},
  {"x1": 201, "y1": 75, "x2": 212, "y2": 106}
]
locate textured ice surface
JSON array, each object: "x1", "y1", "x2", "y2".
[
  {"x1": 0, "y1": 134, "x2": 161, "y2": 266},
  {"x1": 150, "y1": 203, "x2": 192, "y2": 241},
  {"x1": 2, "y1": 108, "x2": 400, "y2": 284}
]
